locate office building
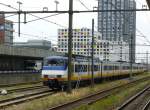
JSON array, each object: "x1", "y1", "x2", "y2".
[
  {"x1": 0, "y1": 14, "x2": 13, "y2": 45},
  {"x1": 57, "y1": 28, "x2": 129, "y2": 61},
  {"x1": 98, "y1": 0, "x2": 136, "y2": 62}
]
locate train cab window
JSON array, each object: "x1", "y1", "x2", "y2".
[{"x1": 47, "y1": 59, "x2": 67, "y2": 66}]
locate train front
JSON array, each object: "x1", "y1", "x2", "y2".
[{"x1": 42, "y1": 56, "x2": 68, "y2": 89}]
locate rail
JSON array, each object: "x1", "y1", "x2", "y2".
[
  {"x1": 117, "y1": 86, "x2": 150, "y2": 110},
  {"x1": 142, "y1": 99, "x2": 150, "y2": 110},
  {"x1": 48, "y1": 76, "x2": 150, "y2": 110},
  {"x1": 0, "y1": 89, "x2": 55, "y2": 109}
]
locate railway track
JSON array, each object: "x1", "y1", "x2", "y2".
[
  {"x1": 0, "y1": 88, "x2": 55, "y2": 109},
  {"x1": 47, "y1": 76, "x2": 150, "y2": 110},
  {"x1": 0, "y1": 76, "x2": 149, "y2": 109},
  {"x1": 6, "y1": 85, "x2": 47, "y2": 94},
  {"x1": 142, "y1": 99, "x2": 150, "y2": 110},
  {"x1": 0, "y1": 81, "x2": 42, "y2": 88},
  {"x1": 116, "y1": 85, "x2": 150, "y2": 110}
]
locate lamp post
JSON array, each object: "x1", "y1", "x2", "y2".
[
  {"x1": 17, "y1": 1, "x2": 22, "y2": 10},
  {"x1": 17, "y1": 1, "x2": 22, "y2": 37},
  {"x1": 54, "y1": 0, "x2": 59, "y2": 11}
]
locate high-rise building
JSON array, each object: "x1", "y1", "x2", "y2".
[
  {"x1": 98, "y1": 0, "x2": 136, "y2": 62},
  {"x1": 0, "y1": 14, "x2": 13, "y2": 45},
  {"x1": 57, "y1": 28, "x2": 129, "y2": 62}
]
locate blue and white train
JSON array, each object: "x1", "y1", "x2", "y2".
[{"x1": 42, "y1": 55, "x2": 146, "y2": 89}]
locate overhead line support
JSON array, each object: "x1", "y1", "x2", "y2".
[
  {"x1": 67, "y1": 0, "x2": 73, "y2": 94},
  {"x1": 91, "y1": 19, "x2": 94, "y2": 87},
  {"x1": 1, "y1": 9, "x2": 150, "y2": 14}
]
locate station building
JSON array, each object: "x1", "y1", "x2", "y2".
[
  {"x1": 57, "y1": 28, "x2": 129, "y2": 62},
  {"x1": 14, "y1": 40, "x2": 52, "y2": 50}
]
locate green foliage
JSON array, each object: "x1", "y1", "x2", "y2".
[{"x1": 74, "y1": 81, "x2": 150, "y2": 110}]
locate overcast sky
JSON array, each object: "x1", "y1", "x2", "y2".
[{"x1": 0, "y1": 0, "x2": 150, "y2": 62}]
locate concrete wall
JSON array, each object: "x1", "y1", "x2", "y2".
[
  {"x1": 0, "y1": 45, "x2": 64, "y2": 58},
  {"x1": 0, "y1": 73, "x2": 41, "y2": 85}
]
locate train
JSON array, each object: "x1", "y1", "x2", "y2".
[{"x1": 42, "y1": 55, "x2": 147, "y2": 89}]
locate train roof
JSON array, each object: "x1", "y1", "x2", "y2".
[
  {"x1": 45, "y1": 55, "x2": 99, "y2": 62},
  {"x1": 45, "y1": 56, "x2": 146, "y2": 66}
]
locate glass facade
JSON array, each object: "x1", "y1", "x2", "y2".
[
  {"x1": 98, "y1": 0, "x2": 136, "y2": 42},
  {"x1": 57, "y1": 28, "x2": 129, "y2": 61},
  {"x1": 98, "y1": 0, "x2": 136, "y2": 62}
]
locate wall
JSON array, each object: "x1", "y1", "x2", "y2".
[{"x1": 0, "y1": 73, "x2": 41, "y2": 85}]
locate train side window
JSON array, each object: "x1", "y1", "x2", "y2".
[
  {"x1": 104, "y1": 65, "x2": 108, "y2": 70},
  {"x1": 75, "y1": 65, "x2": 80, "y2": 72},
  {"x1": 116, "y1": 66, "x2": 119, "y2": 70},
  {"x1": 108, "y1": 66, "x2": 110, "y2": 70},
  {"x1": 123, "y1": 66, "x2": 126, "y2": 70},
  {"x1": 128, "y1": 66, "x2": 130, "y2": 69},
  {"x1": 94, "y1": 65, "x2": 98, "y2": 71},
  {"x1": 75, "y1": 65, "x2": 87, "y2": 72},
  {"x1": 84, "y1": 65, "x2": 87, "y2": 72},
  {"x1": 109, "y1": 66, "x2": 112, "y2": 70}
]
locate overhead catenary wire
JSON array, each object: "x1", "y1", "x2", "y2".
[
  {"x1": 28, "y1": 14, "x2": 66, "y2": 28},
  {"x1": 76, "y1": 0, "x2": 90, "y2": 10},
  {"x1": 27, "y1": 13, "x2": 64, "y2": 23},
  {"x1": 13, "y1": 31, "x2": 58, "y2": 42},
  {"x1": 1, "y1": 2, "x2": 150, "y2": 54},
  {"x1": 136, "y1": 28, "x2": 150, "y2": 44},
  {"x1": 136, "y1": 0, "x2": 143, "y2": 6},
  {"x1": 0, "y1": 2, "x2": 66, "y2": 28},
  {"x1": 144, "y1": 12, "x2": 150, "y2": 24},
  {"x1": 136, "y1": 33, "x2": 150, "y2": 44},
  {"x1": 5, "y1": 14, "x2": 18, "y2": 18}
]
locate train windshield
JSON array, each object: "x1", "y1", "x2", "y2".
[{"x1": 46, "y1": 58, "x2": 67, "y2": 66}]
